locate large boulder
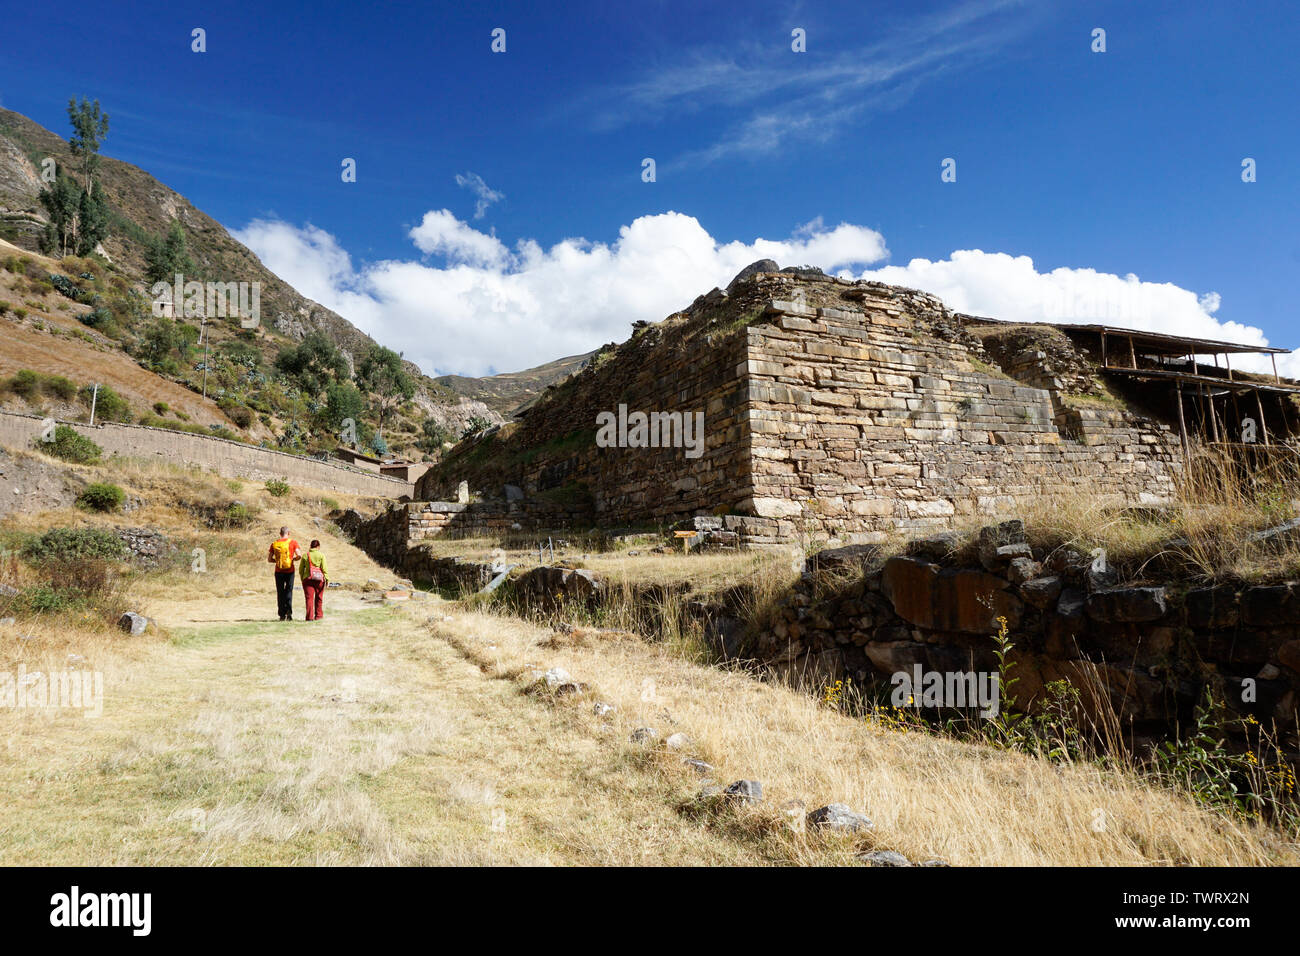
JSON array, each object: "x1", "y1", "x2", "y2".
[{"x1": 726, "y1": 259, "x2": 781, "y2": 291}]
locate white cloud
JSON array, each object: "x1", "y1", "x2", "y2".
[
  {"x1": 855, "y1": 250, "x2": 1299, "y2": 376},
  {"x1": 235, "y1": 211, "x2": 887, "y2": 376},
  {"x1": 234, "y1": 212, "x2": 1298, "y2": 381},
  {"x1": 409, "y1": 209, "x2": 510, "y2": 269},
  {"x1": 455, "y1": 171, "x2": 504, "y2": 219}
]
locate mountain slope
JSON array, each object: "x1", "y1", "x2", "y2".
[
  {"x1": 435, "y1": 350, "x2": 596, "y2": 418},
  {"x1": 0, "y1": 105, "x2": 501, "y2": 448}
]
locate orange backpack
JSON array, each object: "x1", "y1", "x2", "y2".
[{"x1": 271, "y1": 539, "x2": 297, "y2": 571}]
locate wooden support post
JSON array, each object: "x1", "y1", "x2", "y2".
[
  {"x1": 1206, "y1": 385, "x2": 1221, "y2": 444},
  {"x1": 1273, "y1": 353, "x2": 1281, "y2": 385},
  {"x1": 1224, "y1": 352, "x2": 1233, "y2": 382},
  {"x1": 1190, "y1": 352, "x2": 1199, "y2": 377},
  {"x1": 1101, "y1": 331, "x2": 1108, "y2": 368},
  {"x1": 1175, "y1": 383, "x2": 1190, "y2": 461},
  {"x1": 1128, "y1": 336, "x2": 1137, "y2": 369},
  {"x1": 1255, "y1": 389, "x2": 1271, "y2": 446}
]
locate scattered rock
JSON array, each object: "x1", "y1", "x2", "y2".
[
  {"x1": 541, "y1": 667, "x2": 572, "y2": 689},
  {"x1": 664, "y1": 732, "x2": 691, "y2": 751},
  {"x1": 630, "y1": 727, "x2": 658, "y2": 745},
  {"x1": 592, "y1": 701, "x2": 616, "y2": 717},
  {"x1": 858, "y1": 849, "x2": 911, "y2": 867},
  {"x1": 723, "y1": 779, "x2": 762, "y2": 803},
  {"x1": 117, "y1": 612, "x2": 149, "y2": 636},
  {"x1": 682, "y1": 758, "x2": 713, "y2": 776},
  {"x1": 918, "y1": 858, "x2": 950, "y2": 867},
  {"x1": 1006, "y1": 556, "x2": 1041, "y2": 586},
  {"x1": 807, "y1": 803, "x2": 874, "y2": 833}
]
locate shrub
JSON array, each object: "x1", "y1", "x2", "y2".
[
  {"x1": 152, "y1": 401, "x2": 169, "y2": 415},
  {"x1": 77, "y1": 482, "x2": 125, "y2": 512},
  {"x1": 227, "y1": 406, "x2": 253, "y2": 429},
  {"x1": 0, "y1": 301, "x2": 10, "y2": 315},
  {"x1": 13, "y1": 307, "x2": 27, "y2": 320},
  {"x1": 11, "y1": 369, "x2": 38, "y2": 398},
  {"x1": 221, "y1": 502, "x2": 253, "y2": 528},
  {"x1": 23, "y1": 527, "x2": 126, "y2": 563},
  {"x1": 23, "y1": 583, "x2": 73, "y2": 613},
  {"x1": 44, "y1": 374, "x2": 77, "y2": 402},
  {"x1": 40, "y1": 424, "x2": 102, "y2": 464},
  {"x1": 265, "y1": 478, "x2": 290, "y2": 498},
  {"x1": 81, "y1": 384, "x2": 131, "y2": 422}
]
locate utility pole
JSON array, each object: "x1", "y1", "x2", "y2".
[
  {"x1": 199, "y1": 314, "x2": 210, "y2": 400},
  {"x1": 89, "y1": 383, "x2": 100, "y2": 426}
]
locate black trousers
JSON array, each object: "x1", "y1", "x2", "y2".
[{"x1": 275, "y1": 571, "x2": 296, "y2": 619}]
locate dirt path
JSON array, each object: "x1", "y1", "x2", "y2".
[{"x1": 0, "y1": 586, "x2": 764, "y2": 865}]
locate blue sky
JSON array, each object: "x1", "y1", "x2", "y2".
[{"x1": 2, "y1": 0, "x2": 1297, "y2": 376}]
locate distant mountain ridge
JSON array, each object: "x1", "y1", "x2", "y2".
[{"x1": 435, "y1": 350, "x2": 597, "y2": 418}]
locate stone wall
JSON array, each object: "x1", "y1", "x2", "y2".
[
  {"x1": 741, "y1": 528, "x2": 1300, "y2": 739},
  {"x1": 739, "y1": 295, "x2": 1180, "y2": 545},
  {"x1": 0, "y1": 411, "x2": 412, "y2": 498},
  {"x1": 352, "y1": 498, "x2": 591, "y2": 570},
  {"x1": 420, "y1": 291, "x2": 757, "y2": 527},
  {"x1": 421, "y1": 273, "x2": 1186, "y2": 546}
]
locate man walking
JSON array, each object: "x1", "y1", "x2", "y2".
[{"x1": 267, "y1": 526, "x2": 301, "y2": 620}]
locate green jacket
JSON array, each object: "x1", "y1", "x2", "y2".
[{"x1": 299, "y1": 548, "x2": 328, "y2": 583}]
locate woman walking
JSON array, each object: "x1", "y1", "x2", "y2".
[{"x1": 299, "y1": 539, "x2": 329, "y2": 621}]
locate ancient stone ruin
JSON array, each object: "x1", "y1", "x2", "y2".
[{"x1": 357, "y1": 264, "x2": 1297, "y2": 554}]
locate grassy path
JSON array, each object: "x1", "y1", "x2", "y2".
[{"x1": 0, "y1": 592, "x2": 766, "y2": 865}]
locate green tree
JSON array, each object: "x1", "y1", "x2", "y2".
[
  {"x1": 40, "y1": 97, "x2": 113, "y2": 257},
  {"x1": 39, "y1": 175, "x2": 80, "y2": 257},
  {"x1": 67, "y1": 97, "x2": 110, "y2": 187},
  {"x1": 323, "y1": 381, "x2": 366, "y2": 431},
  {"x1": 145, "y1": 219, "x2": 194, "y2": 283},
  {"x1": 356, "y1": 345, "x2": 414, "y2": 434},
  {"x1": 138, "y1": 317, "x2": 193, "y2": 370},
  {"x1": 75, "y1": 180, "x2": 109, "y2": 255},
  {"x1": 275, "y1": 331, "x2": 349, "y2": 398}
]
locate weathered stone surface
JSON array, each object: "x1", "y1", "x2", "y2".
[
  {"x1": 1086, "y1": 587, "x2": 1167, "y2": 623},
  {"x1": 723, "y1": 779, "x2": 763, "y2": 803},
  {"x1": 1242, "y1": 585, "x2": 1300, "y2": 626},
  {"x1": 1006, "y1": 557, "x2": 1041, "y2": 586},
  {"x1": 858, "y1": 850, "x2": 911, "y2": 867},
  {"x1": 1277, "y1": 640, "x2": 1300, "y2": 674},
  {"x1": 807, "y1": 803, "x2": 874, "y2": 832},
  {"x1": 1186, "y1": 587, "x2": 1240, "y2": 629},
  {"x1": 117, "y1": 612, "x2": 149, "y2": 635},
  {"x1": 881, "y1": 556, "x2": 1022, "y2": 634},
  {"x1": 1019, "y1": 575, "x2": 1062, "y2": 609}
]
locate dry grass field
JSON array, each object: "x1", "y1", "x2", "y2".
[{"x1": 0, "y1": 452, "x2": 1296, "y2": 866}]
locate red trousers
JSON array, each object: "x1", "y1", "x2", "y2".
[{"x1": 302, "y1": 580, "x2": 324, "y2": 620}]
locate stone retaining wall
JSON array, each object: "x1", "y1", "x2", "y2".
[
  {"x1": 0, "y1": 410, "x2": 412, "y2": 497},
  {"x1": 741, "y1": 527, "x2": 1300, "y2": 739}
]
